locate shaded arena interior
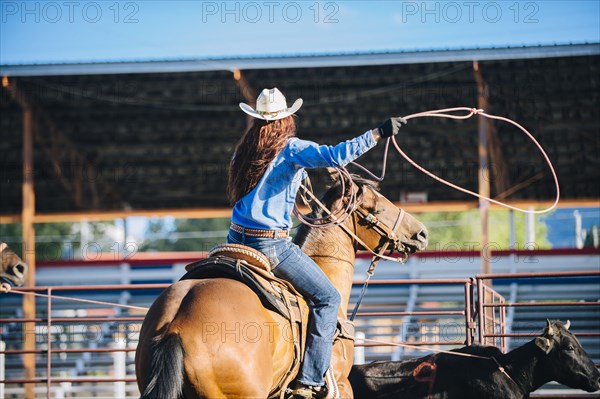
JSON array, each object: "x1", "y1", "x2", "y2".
[{"x1": 1, "y1": 44, "x2": 598, "y2": 214}]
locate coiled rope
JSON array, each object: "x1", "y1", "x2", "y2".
[
  {"x1": 293, "y1": 167, "x2": 358, "y2": 228},
  {"x1": 386, "y1": 107, "x2": 560, "y2": 214}
]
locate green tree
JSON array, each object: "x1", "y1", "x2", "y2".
[
  {"x1": 1, "y1": 222, "x2": 74, "y2": 260},
  {"x1": 415, "y1": 209, "x2": 550, "y2": 251},
  {"x1": 0, "y1": 220, "x2": 123, "y2": 260},
  {"x1": 140, "y1": 217, "x2": 230, "y2": 252}
]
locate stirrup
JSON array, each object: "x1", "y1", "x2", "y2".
[
  {"x1": 290, "y1": 381, "x2": 328, "y2": 399},
  {"x1": 289, "y1": 366, "x2": 338, "y2": 399}
]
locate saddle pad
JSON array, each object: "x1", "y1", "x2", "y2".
[{"x1": 181, "y1": 256, "x2": 290, "y2": 319}]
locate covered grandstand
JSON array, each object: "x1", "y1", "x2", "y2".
[
  {"x1": 1, "y1": 43, "x2": 599, "y2": 212},
  {"x1": 1, "y1": 43, "x2": 599, "y2": 398}
]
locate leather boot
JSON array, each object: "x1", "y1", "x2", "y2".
[{"x1": 290, "y1": 380, "x2": 328, "y2": 399}]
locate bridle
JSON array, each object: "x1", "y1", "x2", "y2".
[
  {"x1": 348, "y1": 195, "x2": 408, "y2": 320},
  {"x1": 296, "y1": 176, "x2": 410, "y2": 263},
  {"x1": 353, "y1": 197, "x2": 408, "y2": 257},
  {"x1": 295, "y1": 174, "x2": 412, "y2": 321}
]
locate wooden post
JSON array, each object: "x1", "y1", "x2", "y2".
[
  {"x1": 474, "y1": 61, "x2": 495, "y2": 343},
  {"x1": 2, "y1": 76, "x2": 37, "y2": 396},
  {"x1": 232, "y1": 68, "x2": 257, "y2": 131},
  {"x1": 473, "y1": 61, "x2": 491, "y2": 275},
  {"x1": 22, "y1": 105, "x2": 37, "y2": 398}
]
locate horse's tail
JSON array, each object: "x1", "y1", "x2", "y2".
[{"x1": 140, "y1": 333, "x2": 184, "y2": 399}]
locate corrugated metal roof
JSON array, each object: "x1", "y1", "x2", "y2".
[{"x1": 1, "y1": 43, "x2": 599, "y2": 77}]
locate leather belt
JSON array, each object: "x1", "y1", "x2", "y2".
[{"x1": 230, "y1": 223, "x2": 289, "y2": 239}]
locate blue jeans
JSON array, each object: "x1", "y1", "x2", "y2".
[{"x1": 227, "y1": 229, "x2": 341, "y2": 386}]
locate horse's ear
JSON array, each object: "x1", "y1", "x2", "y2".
[{"x1": 564, "y1": 320, "x2": 570, "y2": 330}]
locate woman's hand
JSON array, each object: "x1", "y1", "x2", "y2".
[{"x1": 376, "y1": 117, "x2": 408, "y2": 139}]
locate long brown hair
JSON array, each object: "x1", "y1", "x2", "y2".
[{"x1": 228, "y1": 116, "x2": 297, "y2": 204}]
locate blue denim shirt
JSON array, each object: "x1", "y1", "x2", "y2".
[{"x1": 231, "y1": 130, "x2": 377, "y2": 230}]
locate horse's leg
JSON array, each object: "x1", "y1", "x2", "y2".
[
  {"x1": 137, "y1": 279, "x2": 294, "y2": 398},
  {"x1": 155, "y1": 279, "x2": 293, "y2": 398},
  {"x1": 175, "y1": 279, "x2": 274, "y2": 397},
  {"x1": 136, "y1": 279, "x2": 199, "y2": 395}
]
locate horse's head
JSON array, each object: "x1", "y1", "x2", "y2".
[
  {"x1": 0, "y1": 243, "x2": 28, "y2": 287},
  {"x1": 349, "y1": 176, "x2": 428, "y2": 258},
  {"x1": 535, "y1": 320, "x2": 600, "y2": 392},
  {"x1": 310, "y1": 172, "x2": 427, "y2": 259}
]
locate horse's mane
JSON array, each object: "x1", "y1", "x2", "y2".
[
  {"x1": 318, "y1": 173, "x2": 379, "y2": 206},
  {"x1": 294, "y1": 174, "x2": 379, "y2": 246}
]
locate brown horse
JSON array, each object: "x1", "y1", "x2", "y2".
[
  {"x1": 0, "y1": 242, "x2": 28, "y2": 292},
  {"x1": 135, "y1": 176, "x2": 428, "y2": 398}
]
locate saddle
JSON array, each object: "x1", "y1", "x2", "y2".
[
  {"x1": 182, "y1": 245, "x2": 303, "y2": 321},
  {"x1": 181, "y1": 244, "x2": 354, "y2": 399}
]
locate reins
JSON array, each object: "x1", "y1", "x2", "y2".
[
  {"x1": 293, "y1": 167, "x2": 358, "y2": 228},
  {"x1": 294, "y1": 177, "x2": 406, "y2": 321},
  {"x1": 349, "y1": 242, "x2": 388, "y2": 321},
  {"x1": 349, "y1": 205, "x2": 406, "y2": 321}
]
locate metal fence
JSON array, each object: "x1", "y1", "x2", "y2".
[{"x1": 1, "y1": 271, "x2": 599, "y2": 398}]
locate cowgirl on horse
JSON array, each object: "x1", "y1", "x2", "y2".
[{"x1": 227, "y1": 88, "x2": 406, "y2": 399}]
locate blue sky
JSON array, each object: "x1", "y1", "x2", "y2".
[{"x1": 1, "y1": 1, "x2": 599, "y2": 64}]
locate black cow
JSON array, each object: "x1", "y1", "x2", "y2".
[{"x1": 349, "y1": 320, "x2": 600, "y2": 398}]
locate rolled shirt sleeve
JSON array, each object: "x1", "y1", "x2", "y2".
[{"x1": 286, "y1": 130, "x2": 377, "y2": 168}]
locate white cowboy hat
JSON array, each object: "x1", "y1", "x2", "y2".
[{"x1": 239, "y1": 88, "x2": 303, "y2": 121}]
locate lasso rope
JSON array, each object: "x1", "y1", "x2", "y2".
[
  {"x1": 5, "y1": 286, "x2": 508, "y2": 364},
  {"x1": 361, "y1": 337, "x2": 488, "y2": 359},
  {"x1": 296, "y1": 107, "x2": 560, "y2": 231},
  {"x1": 387, "y1": 107, "x2": 560, "y2": 214},
  {"x1": 4, "y1": 289, "x2": 517, "y2": 373}
]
